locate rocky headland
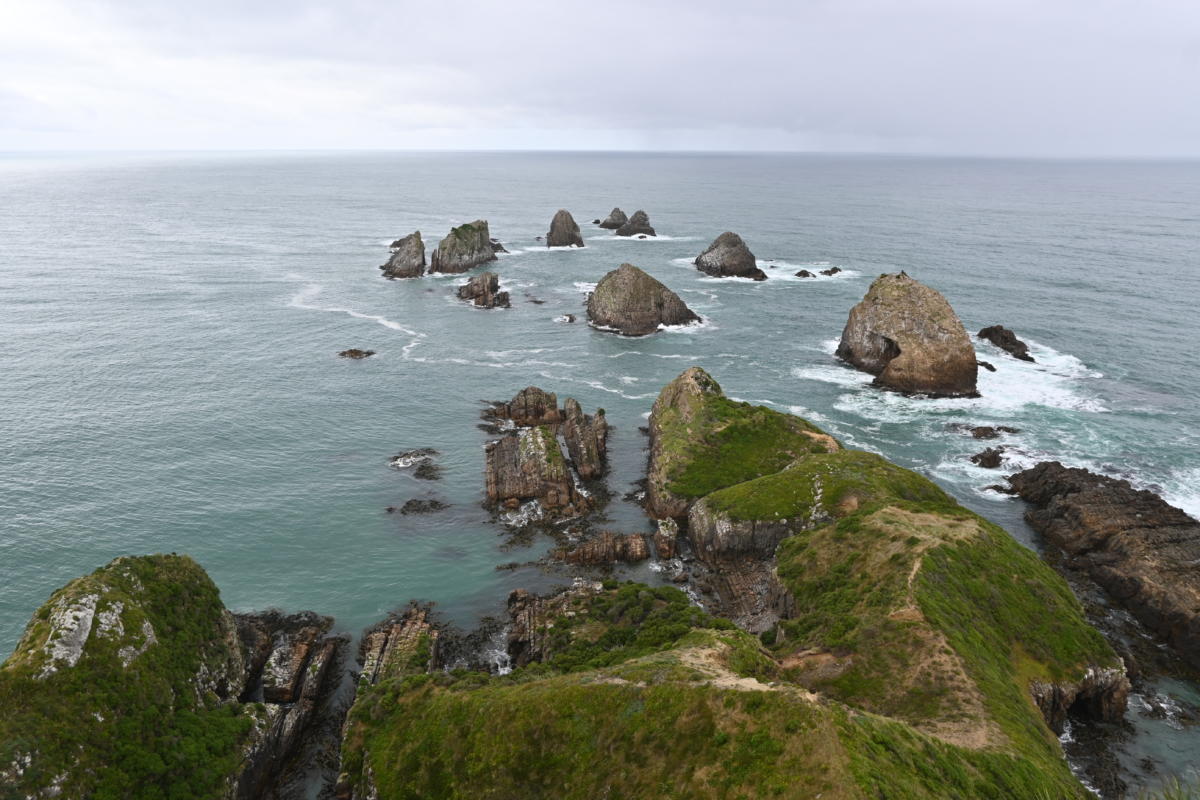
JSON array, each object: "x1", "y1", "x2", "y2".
[
  {"x1": 1008, "y1": 462, "x2": 1200, "y2": 671},
  {"x1": 836, "y1": 272, "x2": 979, "y2": 397},
  {"x1": 585, "y1": 263, "x2": 699, "y2": 335},
  {"x1": 546, "y1": 209, "x2": 584, "y2": 248},
  {"x1": 429, "y1": 220, "x2": 498, "y2": 274},
  {"x1": 694, "y1": 231, "x2": 767, "y2": 280}
]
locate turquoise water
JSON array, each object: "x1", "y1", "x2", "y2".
[{"x1": 2, "y1": 152, "x2": 1198, "y2": 789}]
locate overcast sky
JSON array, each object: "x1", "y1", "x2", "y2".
[{"x1": 2, "y1": 0, "x2": 1199, "y2": 156}]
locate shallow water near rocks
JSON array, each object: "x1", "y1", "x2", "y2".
[{"x1": 1, "y1": 151, "x2": 1198, "y2": 792}]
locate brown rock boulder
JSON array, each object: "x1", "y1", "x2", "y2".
[
  {"x1": 380, "y1": 231, "x2": 425, "y2": 278},
  {"x1": 562, "y1": 397, "x2": 608, "y2": 479},
  {"x1": 457, "y1": 271, "x2": 510, "y2": 308},
  {"x1": 694, "y1": 232, "x2": 766, "y2": 281},
  {"x1": 615, "y1": 210, "x2": 655, "y2": 237},
  {"x1": 556, "y1": 532, "x2": 650, "y2": 565},
  {"x1": 546, "y1": 209, "x2": 585, "y2": 248},
  {"x1": 598, "y1": 208, "x2": 628, "y2": 230},
  {"x1": 586, "y1": 263, "x2": 699, "y2": 336},
  {"x1": 835, "y1": 272, "x2": 979, "y2": 397}
]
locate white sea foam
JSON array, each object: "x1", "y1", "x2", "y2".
[
  {"x1": 288, "y1": 283, "x2": 426, "y2": 339},
  {"x1": 1159, "y1": 467, "x2": 1200, "y2": 519},
  {"x1": 658, "y1": 317, "x2": 714, "y2": 334},
  {"x1": 573, "y1": 281, "x2": 597, "y2": 293}
]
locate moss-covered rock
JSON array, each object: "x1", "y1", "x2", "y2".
[
  {"x1": 586, "y1": 263, "x2": 698, "y2": 336},
  {"x1": 0, "y1": 555, "x2": 252, "y2": 799},
  {"x1": 429, "y1": 220, "x2": 498, "y2": 274}
]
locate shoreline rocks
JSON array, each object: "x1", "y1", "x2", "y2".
[
  {"x1": 457, "y1": 272, "x2": 511, "y2": 309},
  {"x1": 694, "y1": 232, "x2": 766, "y2": 281},
  {"x1": 429, "y1": 220, "x2": 498, "y2": 274},
  {"x1": 380, "y1": 231, "x2": 426, "y2": 278},
  {"x1": 978, "y1": 325, "x2": 1035, "y2": 362},
  {"x1": 586, "y1": 263, "x2": 699, "y2": 336},
  {"x1": 546, "y1": 209, "x2": 585, "y2": 248},
  {"x1": 836, "y1": 272, "x2": 979, "y2": 397},
  {"x1": 615, "y1": 209, "x2": 655, "y2": 237},
  {"x1": 598, "y1": 208, "x2": 628, "y2": 230},
  {"x1": 555, "y1": 531, "x2": 650, "y2": 565},
  {"x1": 1008, "y1": 462, "x2": 1200, "y2": 671}
]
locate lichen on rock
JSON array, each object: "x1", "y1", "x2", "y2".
[{"x1": 586, "y1": 263, "x2": 699, "y2": 336}]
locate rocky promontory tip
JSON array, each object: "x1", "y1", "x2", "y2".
[
  {"x1": 836, "y1": 272, "x2": 979, "y2": 397},
  {"x1": 1009, "y1": 461, "x2": 1200, "y2": 670},
  {"x1": 429, "y1": 220, "x2": 498, "y2": 274},
  {"x1": 615, "y1": 209, "x2": 655, "y2": 237},
  {"x1": 457, "y1": 272, "x2": 510, "y2": 309},
  {"x1": 546, "y1": 209, "x2": 584, "y2": 248},
  {"x1": 586, "y1": 263, "x2": 699, "y2": 336},
  {"x1": 694, "y1": 232, "x2": 766, "y2": 280},
  {"x1": 380, "y1": 231, "x2": 426, "y2": 278},
  {"x1": 978, "y1": 324, "x2": 1035, "y2": 362},
  {"x1": 598, "y1": 207, "x2": 627, "y2": 230}
]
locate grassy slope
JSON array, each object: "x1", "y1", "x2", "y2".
[
  {"x1": 341, "y1": 584, "x2": 1093, "y2": 799},
  {"x1": 0, "y1": 555, "x2": 252, "y2": 800}
]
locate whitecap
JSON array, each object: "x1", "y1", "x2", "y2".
[
  {"x1": 573, "y1": 281, "x2": 597, "y2": 293},
  {"x1": 288, "y1": 283, "x2": 426, "y2": 338}
]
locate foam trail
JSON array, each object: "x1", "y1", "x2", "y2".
[{"x1": 288, "y1": 283, "x2": 425, "y2": 338}]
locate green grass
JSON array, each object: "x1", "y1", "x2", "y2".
[
  {"x1": 0, "y1": 555, "x2": 252, "y2": 800},
  {"x1": 659, "y1": 396, "x2": 836, "y2": 500}
]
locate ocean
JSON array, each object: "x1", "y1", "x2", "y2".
[{"x1": 1, "y1": 151, "x2": 1197, "y2": 790}]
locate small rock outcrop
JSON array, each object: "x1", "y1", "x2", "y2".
[
  {"x1": 457, "y1": 272, "x2": 510, "y2": 308},
  {"x1": 836, "y1": 272, "x2": 979, "y2": 397},
  {"x1": 615, "y1": 210, "x2": 655, "y2": 237},
  {"x1": 970, "y1": 447, "x2": 1005, "y2": 468},
  {"x1": 491, "y1": 386, "x2": 562, "y2": 427},
  {"x1": 358, "y1": 605, "x2": 440, "y2": 686},
  {"x1": 586, "y1": 263, "x2": 699, "y2": 336},
  {"x1": 380, "y1": 231, "x2": 426, "y2": 278},
  {"x1": 598, "y1": 208, "x2": 628, "y2": 230},
  {"x1": 694, "y1": 232, "x2": 766, "y2": 281},
  {"x1": 978, "y1": 325, "x2": 1035, "y2": 362},
  {"x1": 1029, "y1": 667, "x2": 1131, "y2": 733},
  {"x1": 795, "y1": 269, "x2": 816, "y2": 278},
  {"x1": 505, "y1": 582, "x2": 604, "y2": 668},
  {"x1": 1008, "y1": 462, "x2": 1200, "y2": 670},
  {"x1": 429, "y1": 220, "x2": 498, "y2": 274},
  {"x1": 338, "y1": 349, "x2": 375, "y2": 359},
  {"x1": 546, "y1": 209, "x2": 585, "y2": 248},
  {"x1": 556, "y1": 532, "x2": 650, "y2": 565}
]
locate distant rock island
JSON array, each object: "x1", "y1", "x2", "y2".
[
  {"x1": 597, "y1": 207, "x2": 627, "y2": 229},
  {"x1": 380, "y1": 231, "x2": 425, "y2": 278},
  {"x1": 694, "y1": 231, "x2": 766, "y2": 280},
  {"x1": 615, "y1": 209, "x2": 655, "y2": 237},
  {"x1": 586, "y1": 263, "x2": 699, "y2": 335},
  {"x1": 429, "y1": 220, "x2": 498, "y2": 274}
]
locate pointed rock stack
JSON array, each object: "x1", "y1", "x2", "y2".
[
  {"x1": 615, "y1": 210, "x2": 655, "y2": 237},
  {"x1": 429, "y1": 220, "x2": 499, "y2": 274},
  {"x1": 836, "y1": 272, "x2": 979, "y2": 397},
  {"x1": 546, "y1": 209, "x2": 585, "y2": 248},
  {"x1": 586, "y1": 263, "x2": 698, "y2": 336},
  {"x1": 380, "y1": 231, "x2": 426, "y2": 278},
  {"x1": 694, "y1": 232, "x2": 766, "y2": 280},
  {"x1": 598, "y1": 207, "x2": 628, "y2": 230}
]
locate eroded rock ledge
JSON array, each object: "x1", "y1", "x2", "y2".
[{"x1": 1009, "y1": 461, "x2": 1200, "y2": 671}]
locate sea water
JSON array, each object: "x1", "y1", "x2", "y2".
[{"x1": 1, "y1": 151, "x2": 1198, "y2": 790}]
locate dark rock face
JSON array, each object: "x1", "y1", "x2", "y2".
[
  {"x1": 398, "y1": 498, "x2": 448, "y2": 515},
  {"x1": 694, "y1": 232, "x2": 766, "y2": 280},
  {"x1": 380, "y1": 231, "x2": 425, "y2": 278},
  {"x1": 654, "y1": 518, "x2": 679, "y2": 559},
  {"x1": 977, "y1": 360, "x2": 996, "y2": 372},
  {"x1": 233, "y1": 611, "x2": 351, "y2": 800},
  {"x1": 978, "y1": 325, "x2": 1035, "y2": 362},
  {"x1": 795, "y1": 269, "x2": 816, "y2": 278},
  {"x1": 836, "y1": 272, "x2": 979, "y2": 398},
  {"x1": 492, "y1": 386, "x2": 562, "y2": 427},
  {"x1": 485, "y1": 427, "x2": 587, "y2": 517},
  {"x1": 1029, "y1": 668, "x2": 1131, "y2": 734},
  {"x1": 615, "y1": 209, "x2": 655, "y2": 237},
  {"x1": 967, "y1": 425, "x2": 1019, "y2": 440},
  {"x1": 556, "y1": 532, "x2": 650, "y2": 565},
  {"x1": 598, "y1": 207, "x2": 628, "y2": 230},
  {"x1": 1008, "y1": 462, "x2": 1200, "y2": 670},
  {"x1": 546, "y1": 209, "x2": 585, "y2": 248},
  {"x1": 490, "y1": 238, "x2": 508, "y2": 254},
  {"x1": 586, "y1": 263, "x2": 699, "y2": 336},
  {"x1": 971, "y1": 447, "x2": 1005, "y2": 469},
  {"x1": 429, "y1": 220, "x2": 498, "y2": 274},
  {"x1": 820, "y1": 267, "x2": 842, "y2": 276},
  {"x1": 338, "y1": 349, "x2": 375, "y2": 359},
  {"x1": 562, "y1": 398, "x2": 607, "y2": 480},
  {"x1": 457, "y1": 271, "x2": 511, "y2": 308}
]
